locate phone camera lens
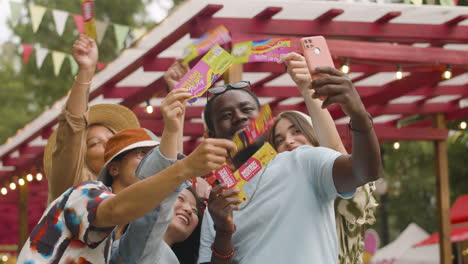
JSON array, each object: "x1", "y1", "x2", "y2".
[{"x1": 314, "y1": 47, "x2": 321, "y2": 54}]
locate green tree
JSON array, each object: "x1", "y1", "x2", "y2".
[
  {"x1": 1, "y1": 0, "x2": 187, "y2": 142},
  {"x1": 374, "y1": 125, "x2": 468, "y2": 244}
]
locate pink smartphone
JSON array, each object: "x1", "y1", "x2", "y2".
[{"x1": 300, "y1": 36, "x2": 335, "y2": 100}]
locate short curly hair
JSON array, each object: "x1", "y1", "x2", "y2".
[{"x1": 203, "y1": 88, "x2": 261, "y2": 137}]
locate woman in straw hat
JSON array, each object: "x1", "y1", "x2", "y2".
[
  {"x1": 267, "y1": 52, "x2": 377, "y2": 264},
  {"x1": 44, "y1": 35, "x2": 140, "y2": 203}
]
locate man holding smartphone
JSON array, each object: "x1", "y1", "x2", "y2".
[{"x1": 197, "y1": 60, "x2": 383, "y2": 263}]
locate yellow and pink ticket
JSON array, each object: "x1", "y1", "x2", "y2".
[
  {"x1": 182, "y1": 25, "x2": 232, "y2": 65},
  {"x1": 232, "y1": 38, "x2": 291, "y2": 64},
  {"x1": 212, "y1": 142, "x2": 277, "y2": 204},
  {"x1": 81, "y1": 0, "x2": 97, "y2": 39},
  {"x1": 175, "y1": 45, "x2": 234, "y2": 103}
]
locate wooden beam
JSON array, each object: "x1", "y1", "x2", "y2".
[
  {"x1": 18, "y1": 180, "x2": 28, "y2": 249},
  {"x1": 433, "y1": 114, "x2": 452, "y2": 264}
]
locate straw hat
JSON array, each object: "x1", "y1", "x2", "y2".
[
  {"x1": 96, "y1": 128, "x2": 160, "y2": 186},
  {"x1": 43, "y1": 104, "x2": 140, "y2": 178}
]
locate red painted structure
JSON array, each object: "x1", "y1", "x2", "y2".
[{"x1": 0, "y1": 1, "x2": 467, "y2": 253}]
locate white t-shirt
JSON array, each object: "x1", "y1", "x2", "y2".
[{"x1": 198, "y1": 146, "x2": 354, "y2": 264}]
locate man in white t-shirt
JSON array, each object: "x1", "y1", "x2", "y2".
[{"x1": 198, "y1": 66, "x2": 383, "y2": 264}]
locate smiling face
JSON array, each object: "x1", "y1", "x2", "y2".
[
  {"x1": 208, "y1": 89, "x2": 260, "y2": 139},
  {"x1": 86, "y1": 125, "x2": 114, "y2": 174},
  {"x1": 165, "y1": 189, "x2": 200, "y2": 244},
  {"x1": 273, "y1": 117, "x2": 313, "y2": 153}
]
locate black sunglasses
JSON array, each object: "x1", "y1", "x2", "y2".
[{"x1": 207, "y1": 80, "x2": 251, "y2": 95}]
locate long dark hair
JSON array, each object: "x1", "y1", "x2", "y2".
[
  {"x1": 171, "y1": 187, "x2": 204, "y2": 264},
  {"x1": 268, "y1": 111, "x2": 320, "y2": 150}
]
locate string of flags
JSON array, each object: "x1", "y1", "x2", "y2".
[
  {"x1": 2, "y1": 42, "x2": 106, "y2": 76},
  {"x1": 9, "y1": 1, "x2": 147, "y2": 51}
]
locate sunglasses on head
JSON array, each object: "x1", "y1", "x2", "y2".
[{"x1": 207, "y1": 80, "x2": 251, "y2": 95}]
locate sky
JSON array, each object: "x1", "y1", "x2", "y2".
[{"x1": 0, "y1": 0, "x2": 173, "y2": 44}]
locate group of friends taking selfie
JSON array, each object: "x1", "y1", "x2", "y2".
[{"x1": 17, "y1": 34, "x2": 382, "y2": 264}]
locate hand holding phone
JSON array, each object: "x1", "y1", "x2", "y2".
[{"x1": 300, "y1": 36, "x2": 335, "y2": 100}]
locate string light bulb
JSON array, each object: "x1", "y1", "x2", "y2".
[
  {"x1": 396, "y1": 65, "x2": 403, "y2": 80},
  {"x1": 36, "y1": 172, "x2": 43, "y2": 181},
  {"x1": 460, "y1": 121, "x2": 467, "y2": 130},
  {"x1": 393, "y1": 142, "x2": 400, "y2": 150},
  {"x1": 340, "y1": 58, "x2": 350, "y2": 74},
  {"x1": 442, "y1": 65, "x2": 452, "y2": 80},
  {"x1": 1, "y1": 187, "x2": 7, "y2": 196},
  {"x1": 1, "y1": 254, "x2": 8, "y2": 262},
  {"x1": 26, "y1": 173, "x2": 33, "y2": 182},
  {"x1": 18, "y1": 178, "x2": 25, "y2": 186},
  {"x1": 145, "y1": 100, "x2": 154, "y2": 114},
  {"x1": 9, "y1": 182, "x2": 16, "y2": 190}
]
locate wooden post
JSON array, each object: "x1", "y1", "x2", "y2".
[
  {"x1": 433, "y1": 114, "x2": 452, "y2": 264},
  {"x1": 18, "y1": 180, "x2": 29, "y2": 249},
  {"x1": 223, "y1": 64, "x2": 243, "y2": 84}
]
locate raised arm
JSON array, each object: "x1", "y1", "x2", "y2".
[
  {"x1": 279, "y1": 52, "x2": 346, "y2": 154},
  {"x1": 311, "y1": 67, "x2": 383, "y2": 193},
  {"x1": 93, "y1": 138, "x2": 237, "y2": 228},
  {"x1": 163, "y1": 59, "x2": 190, "y2": 154},
  {"x1": 159, "y1": 89, "x2": 192, "y2": 159},
  {"x1": 47, "y1": 35, "x2": 98, "y2": 201}
]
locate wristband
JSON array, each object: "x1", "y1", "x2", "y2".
[
  {"x1": 74, "y1": 76, "x2": 92, "y2": 85},
  {"x1": 211, "y1": 243, "x2": 235, "y2": 259},
  {"x1": 348, "y1": 113, "x2": 373, "y2": 133}
]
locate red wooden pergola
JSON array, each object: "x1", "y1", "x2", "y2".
[{"x1": 0, "y1": 1, "x2": 467, "y2": 262}]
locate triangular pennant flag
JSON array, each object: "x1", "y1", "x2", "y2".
[
  {"x1": 52, "y1": 9, "x2": 69, "y2": 36},
  {"x1": 10, "y1": 1, "x2": 24, "y2": 26},
  {"x1": 68, "y1": 55, "x2": 79, "y2": 75},
  {"x1": 113, "y1": 24, "x2": 130, "y2": 51},
  {"x1": 52, "y1": 51, "x2": 66, "y2": 76},
  {"x1": 35, "y1": 46, "x2": 49, "y2": 69},
  {"x1": 132, "y1": 27, "x2": 147, "y2": 42},
  {"x1": 21, "y1": 44, "x2": 34, "y2": 64},
  {"x1": 29, "y1": 3, "x2": 47, "y2": 33},
  {"x1": 95, "y1": 20, "x2": 109, "y2": 44},
  {"x1": 97, "y1": 62, "x2": 106, "y2": 71},
  {"x1": 73, "y1": 14, "x2": 85, "y2": 34}
]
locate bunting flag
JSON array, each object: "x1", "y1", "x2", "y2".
[
  {"x1": 97, "y1": 62, "x2": 107, "y2": 71},
  {"x1": 68, "y1": 55, "x2": 79, "y2": 75},
  {"x1": 440, "y1": 0, "x2": 455, "y2": 5},
  {"x1": 52, "y1": 51, "x2": 66, "y2": 76},
  {"x1": 21, "y1": 44, "x2": 34, "y2": 65},
  {"x1": 52, "y1": 9, "x2": 69, "y2": 36},
  {"x1": 29, "y1": 3, "x2": 47, "y2": 33},
  {"x1": 132, "y1": 27, "x2": 147, "y2": 42},
  {"x1": 73, "y1": 14, "x2": 85, "y2": 34},
  {"x1": 95, "y1": 20, "x2": 109, "y2": 44},
  {"x1": 9, "y1": 1, "x2": 24, "y2": 26},
  {"x1": 113, "y1": 24, "x2": 130, "y2": 51},
  {"x1": 35, "y1": 45, "x2": 49, "y2": 69}
]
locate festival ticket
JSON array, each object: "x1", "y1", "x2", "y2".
[
  {"x1": 231, "y1": 38, "x2": 291, "y2": 64},
  {"x1": 182, "y1": 25, "x2": 232, "y2": 65},
  {"x1": 175, "y1": 45, "x2": 234, "y2": 103},
  {"x1": 230, "y1": 104, "x2": 274, "y2": 158},
  {"x1": 81, "y1": 0, "x2": 97, "y2": 39},
  {"x1": 212, "y1": 142, "x2": 277, "y2": 204}
]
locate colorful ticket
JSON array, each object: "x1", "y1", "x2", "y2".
[
  {"x1": 230, "y1": 104, "x2": 274, "y2": 158},
  {"x1": 81, "y1": 0, "x2": 97, "y2": 39},
  {"x1": 232, "y1": 38, "x2": 291, "y2": 64},
  {"x1": 213, "y1": 142, "x2": 277, "y2": 204},
  {"x1": 182, "y1": 25, "x2": 232, "y2": 65},
  {"x1": 175, "y1": 45, "x2": 234, "y2": 103}
]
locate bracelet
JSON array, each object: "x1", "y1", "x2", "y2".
[
  {"x1": 348, "y1": 113, "x2": 373, "y2": 133},
  {"x1": 211, "y1": 243, "x2": 235, "y2": 259},
  {"x1": 74, "y1": 76, "x2": 92, "y2": 85},
  {"x1": 214, "y1": 224, "x2": 236, "y2": 235}
]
